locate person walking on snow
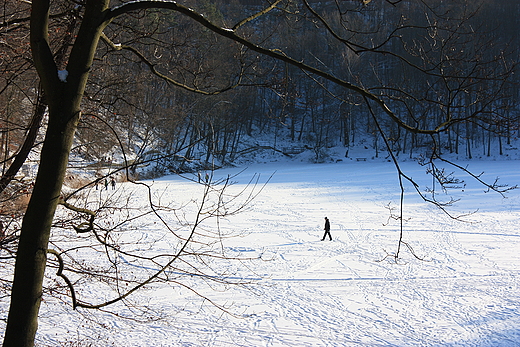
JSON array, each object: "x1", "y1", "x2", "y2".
[{"x1": 322, "y1": 217, "x2": 332, "y2": 241}]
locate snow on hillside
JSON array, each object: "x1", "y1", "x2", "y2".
[{"x1": 2, "y1": 155, "x2": 520, "y2": 346}]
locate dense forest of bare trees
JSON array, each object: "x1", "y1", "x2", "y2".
[
  {"x1": 0, "y1": 0, "x2": 518, "y2": 346},
  {"x1": 76, "y1": 0, "x2": 518, "y2": 172},
  {"x1": 2, "y1": 0, "x2": 518, "y2": 176}
]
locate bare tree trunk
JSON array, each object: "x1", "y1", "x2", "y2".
[
  {"x1": 0, "y1": 91, "x2": 45, "y2": 194},
  {"x1": 3, "y1": 105, "x2": 80, "y2": 346},
  {"x1": 3, "y1": 1, "x2": 109, "y2": 346}
]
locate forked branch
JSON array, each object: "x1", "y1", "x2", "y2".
[{"x1": 58, "y1": 198, "x2": 96, "y2": 233}]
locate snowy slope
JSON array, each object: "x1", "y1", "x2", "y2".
[{"x1": 2, "y1": 158, "x2": 520, "y2": 346}]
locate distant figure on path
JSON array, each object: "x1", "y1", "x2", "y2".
[
  {"x1": 110, "y1": 176, "x2": 116, "y2": 190},
  {"x1": 322, "y1": 217, "x2": 332, "y2": 241}
]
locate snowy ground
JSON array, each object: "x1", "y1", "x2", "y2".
[{"x1": 3, "y1": 155, "x2": 520, "y2": 346}]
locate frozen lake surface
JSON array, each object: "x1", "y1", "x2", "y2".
[{"x1": 2, "y1": 158, "x2": 519, "y2": 346}]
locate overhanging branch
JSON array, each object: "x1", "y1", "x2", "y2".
[
  {"x1": 105, "y1": 0, "x2": 446, "y2": 135},
  {"x1": 100, "y1": 32, "x2": 244, "y2": 95}
]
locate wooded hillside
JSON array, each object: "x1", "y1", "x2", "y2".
[{"x1": 1, "y1": 1, "x2": 519, "y2": 178}]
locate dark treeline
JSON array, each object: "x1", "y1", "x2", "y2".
[
  {"x1": 110, "y1": 0, "x2": 518, "y2": 173},
  {"x1": 2, "y1": 0, "x2": 519, "y2": 177}
]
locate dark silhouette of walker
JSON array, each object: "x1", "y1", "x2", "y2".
[{"x1": 322, "y1": 217, "x2": 332, "y2": 241}]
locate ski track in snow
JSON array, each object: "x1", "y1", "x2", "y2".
[{"x1": 2, "y1": 159, "x2": 520, "y2": 346}]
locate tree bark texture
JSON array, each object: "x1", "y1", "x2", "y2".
[{"x1": 3, "y1": 1, "x2": 110, "y2": 346}]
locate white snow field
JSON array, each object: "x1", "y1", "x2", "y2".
[{"x1": 3, "y1": 156, "x2": 520, "y2": 346}]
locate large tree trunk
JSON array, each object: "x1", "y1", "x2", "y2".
[
  {"x1": 3, "y1": 1, "x2": 109, "y2": 346},
  {"x1": 2, "y1": 105, "x2": 80, "y2": 346}
]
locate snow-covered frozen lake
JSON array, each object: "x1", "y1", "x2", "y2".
[{"x1": 4, "y1": 158, "x2": 520, "y2": 346}]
